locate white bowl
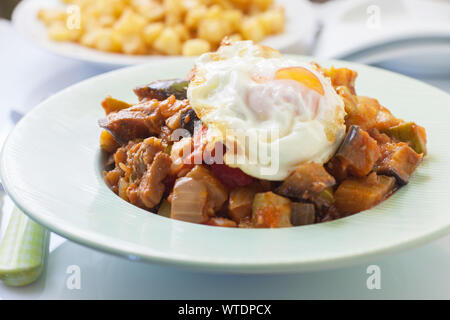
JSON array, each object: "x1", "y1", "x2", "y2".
[{"x1": 1, "y1": 57, "x2": 450, "y2": 273}]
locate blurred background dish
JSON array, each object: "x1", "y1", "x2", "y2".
[
  {"x1": 314, "y1": 0, "x2": 450, "y2": 77},
  {"x1": 36, "y1": 0, "x2": 287, "y2": 56},
  {"x1": 12, "y1": 0, "x2": 316, "y2": 67}
]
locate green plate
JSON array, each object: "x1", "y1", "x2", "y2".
[{"x1": 1, "y1": 57, "x2": 450, "y2": 273}]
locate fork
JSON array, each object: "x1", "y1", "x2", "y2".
[{"x1": 0, "y1": 110, "x2": 50, "y2": 286}]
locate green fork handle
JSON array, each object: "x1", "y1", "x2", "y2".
[{"x1": 0, "y1": 206, "x2": 50, "y2": 286}]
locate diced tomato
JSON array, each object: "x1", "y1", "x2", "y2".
[{"x1": 210, "y1": 163, "x2": 253, "y2": 188}]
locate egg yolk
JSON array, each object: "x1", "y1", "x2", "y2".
[{"x1": 275, "y1": 67, "x2": 325, "y2": 96}]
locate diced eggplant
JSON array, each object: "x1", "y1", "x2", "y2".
[
  {"x1": 335, "y1": 125, "x2": 381, "y2": 177},
  {"x1": 252, "y1": 192, "x2": 292, "y2": 228},
  {"x1": 383, "y1": 122, "x2": 427, "y2": 155},
  {"x1": 326, "y1": 157, "x2": 348, "y2": 182},
  {"x1": 134, "y1": 79, "x2": 188, "y2": 101},
  {"x1": 98, "y1": 104, "x2": 164, "y2": 144},
  {"x1": 99, "y1": 113, "x2": 151, "y2": 145},
  {"x1": 180, "y1": 108, "x2": 200, "y2": 135},
  {"x1": 335, "y1": 173, "x2": 395, "y2": 215},
  {"x1": 276, "y1": 163, "x2": 335, "y2": 201},
  {"x1": 375, "y1": 142, "x2": 423, "y2": 185},
  {"x1": 290, "y1": 202, "x2": 315, "y2": 226}
]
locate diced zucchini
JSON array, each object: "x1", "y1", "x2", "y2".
[
  {"x1": 157, "y1": 200, "x2": 171, "y2": 218},
  {"x1": 252, "y1": 192, "x2": 292, "y2": 228},
  {"x1": 134, "y1": 79, "x2": 188, "y2": 101},
  {"x1": 375, "y1": 142, "x2": 423, "y2": 185},
  {"x1": 276, "y1": 163, "x2": 335, "y2": 201},
  {"x1": 335, "y1": 173, "x2": 395, "y2": 215},
  {"x1": 290, "y1": 202, "x2": 315, "y2": 226},
  {"x1": 313, "y1": 187, "x2": 335, "y2": 207},
  {"x1": 335, "y1": 125, "x2": 381, "y2": 177},
  {"x1": 383, "y1": 122, "x2": 427, "y2": 155}
]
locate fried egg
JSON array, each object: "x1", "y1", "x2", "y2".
[{"x1": 187, "y1": 41, "x2": 346, "y2": 180}]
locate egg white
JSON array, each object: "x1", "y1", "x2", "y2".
[{"x1": 188, "y1": 41, "x2": 346, "y2": 180}]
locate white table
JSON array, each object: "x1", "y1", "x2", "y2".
[{"x1": 1, "y1": 20, "x2": 450, "y2": 300}]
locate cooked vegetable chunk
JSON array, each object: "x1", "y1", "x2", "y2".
[
  {"x1": 180, "y1": 108, "x2": 201, "y2": 135},
  {"x1": 314, "y1": 187, "x2": 335, "y2": 208},
  {"x1": 101, "y1": 96, "x2": 132, "y2": 115},
  {"x1": 345, "y1": 96, "x2": 401, "y2": 132},
  {"x1": 252, "y1": 192, "x2": 292, "y2": 228},
  {"x1": 210, "y1": 163, "x2": 253, "y2": 189},
  {"x1": 134, "y1": 79, "x2": 188, "y2": 101},
  {"x1": 383, "y1": 122, "x2": 427, "y2": 155},
  {"x1": 127, "y1": 137, "x2": 167, "y2": 177},
  {"x1": 138, "y1": 152, "x2": 172, "y2": 209},
  {"x1": 228, "y1": 187, "x2": 256, "y2": 223},
  {"x1": 99, "y1": 112, "x2": 153, "y2": 145},
  {"x1": 375, "y1": 142, "x2": 423, "y2": 185},
  {"x1": 170, "y1": 177, "x2": 208, "y2": 224},
  {"x1": 157, "y1": 200, "x2": 171, "y2": 218},
  {"x1": 276, "y1": 163, "x2": 335, "y2": 200},
  {"x1": 204, "y1": 217, "x2": 237, "y2": 228},
  {"x1": 98, "y1": 101, "x2": 164, "y2": 144},
  {"x1": 186, "y1": 165, "x2": 228, "y2": 216},
  {"x1": 335, "y1": 125, "x2": 381, "y2": 177},
  {"x1": 336, "y1": 86, "x2": 358, "y2": 115},
  {"x1": 335, "y1": 173, "x2": 395, "y2": 215},
  {"x1": 100, "y1": 130, "x2": 120, "y2": 153},
  {"x1": 323, "y1": 67, "x2": 358, "y2": 94},
  {"x1": 169, "y1": 137, "x2": 195, "y2": 176},
  {"x1": 290, "y1": 202, "x2": 315, "y2": 226}
]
